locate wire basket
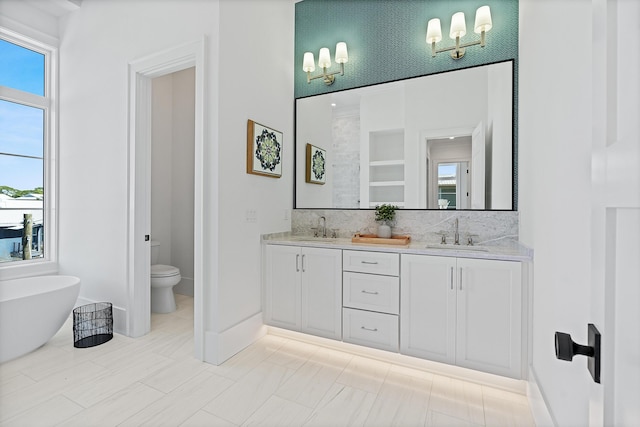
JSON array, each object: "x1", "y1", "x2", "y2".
[{"x1": 73, "y1": 302, "x2": 113, "y2": 348}]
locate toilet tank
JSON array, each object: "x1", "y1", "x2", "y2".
[{"x1": 150, "y1": 241, "x2": 160, "y2": 265}]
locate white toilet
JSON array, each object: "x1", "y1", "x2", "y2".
[{"x1": 150, "y1": 240, "x2": 181, "y2": 313}]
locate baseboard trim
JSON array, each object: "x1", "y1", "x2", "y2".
[
  {"x1": 75, "y1": 296, "x2": 126, "y2": 335},
  {"x1": 203, "y1": 312, "x2": 267, "y2": 365},
  {"x1": 268, "y1": 326, "x2": 527, "y2": 395},
  {"x1": 527, "y1": 366, "x2": 556, "y2": 426}
]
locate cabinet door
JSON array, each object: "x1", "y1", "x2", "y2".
[
  {"x1": 456, "y1": 258, "x2": 522, "y2": 378},
  {"x1": 301, "y1": 247, "x2": 342, "y2": 340},
  {"x1": 265, "y1": 245, "x2": 302, "y2": 331},
  {"x1": 400, "y1": 254, "x2": 456, "y2": 364}
]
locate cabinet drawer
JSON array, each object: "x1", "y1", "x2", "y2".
[
  {"x1": 343, "y1": 308, "x2": 399, "y2": 352},
  {"x1": 343, "y1": 272, "x2": 399, "y2": 315},
  {"x1": 343, "y1": 250, "x2": 399, "y2": 276}
]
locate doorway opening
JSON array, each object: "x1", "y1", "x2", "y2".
[
  {"x1": 427, "y1": 136, "x2": 472, "y2": 210},
  {"x1": 419, "y1": 123, "x2": 485, "y2": 209},
  {"x1": 150, "y1": 67, "x2": 195, "y2": 327},
  {"x1": 127, "y1": 40, "x2": 206, "y2": 360}
]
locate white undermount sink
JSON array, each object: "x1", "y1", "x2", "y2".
[{"x1": 425, "y1": 244, "x2": 489, "y2": 252}]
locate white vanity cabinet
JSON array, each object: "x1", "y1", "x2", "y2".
[
  {"x1": 264, "y1": 245, "x2": 342, "y2": 340},
  {"x1": 342, "y1": 250, "x2": 400, "y2": 352},
  {"x1": 400, "y1": 254, "x2": 522, "y2": 378}
]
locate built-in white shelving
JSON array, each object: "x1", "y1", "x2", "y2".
[{"x1": 367, "y1": 129, "x2": 405, "y2": 207}]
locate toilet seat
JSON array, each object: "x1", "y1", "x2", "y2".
[{"x1": 151, "y1": 264, "x2": 180, "y2": 278}]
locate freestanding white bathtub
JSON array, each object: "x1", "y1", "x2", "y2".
[{"x1": 0, "y1": 275, "x2": 81, "y2": 363}]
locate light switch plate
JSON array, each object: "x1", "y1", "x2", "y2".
[{"x1": 245, "y1": 209, "x2": 257, "y2": 223}]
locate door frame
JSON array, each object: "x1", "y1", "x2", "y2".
[{"x1": 126, "y1": 38, "x2": 206, "y2": 359}]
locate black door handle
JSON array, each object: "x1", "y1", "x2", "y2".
[
  {"x1": 554, "y1": 323, "x2": 601, "y2": 383},
  {"x1": 555, "y1": 332, "x2": 594, "y2": 360}
]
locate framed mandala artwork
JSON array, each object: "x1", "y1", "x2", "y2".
[
  {"x1": 247, "y1": 119, "x2": 283, "y2": 178},
  {"x1": 305, "y1": 143, "x2": 326, "y2": 185}
]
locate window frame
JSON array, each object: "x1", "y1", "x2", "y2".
[{"x1": 0, "y1": 27, "x2": 58, "y2": 278}]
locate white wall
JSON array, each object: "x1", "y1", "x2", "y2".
[
  {"x1": 151, "y1": 74, "x2": 173, "y2": 266},
  {"x1": 487, "y1": 62, "x2": 513, "y2": 209},
  {"x1": 56, "y1": 0, "x2": 294, "y2": 362},
  {"x1": 519, "y1": 1, "x2": 594, "y2": 425},
  {"x1": 170, "y1": 68, "x2": 195, "y2": 296},
  {"x1": 216, "y1": 0, "x2": 294, "y2": 336}
]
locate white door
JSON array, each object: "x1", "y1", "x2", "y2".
[
  {"x1": 456, "y1": 258, "x2": 522, "y2": 379},
  {"x1": 265, "y1": 245, "x2": 302, "y2": 331},
  {"x1": 590, "y1": 0, "x2": 640, "y2": 424},
  {"x1": 400, "y1": 254, "x2": 456, "y2": 364},
  {"x1": 456, "y1": 161, "x2": 470, "y2": 209},
  {"x1": 471, "y1": 122, "x2": 485, "y2": 209},
  {"x1": 301, "y1": 247, "x2": 342, "y2": 340}
]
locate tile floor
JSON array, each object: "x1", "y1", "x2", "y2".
[{"x1": 0, "y1": 295, "x2": 535, "y2": 426}]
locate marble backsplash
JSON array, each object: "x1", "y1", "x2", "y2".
[{"x1": 292, "y1": 209, "x2": 519, "y2": 246}]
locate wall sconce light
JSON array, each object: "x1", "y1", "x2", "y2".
[
  {"x1": 303, "y1": 42, "x2": 348, "y2": 85},
  {"x1": 426, "y1": 5, "x2": 492, "y2": 59}
]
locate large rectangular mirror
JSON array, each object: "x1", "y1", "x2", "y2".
[{"x1": 295, "y1": 60, "x2": 514, "y2": 210}]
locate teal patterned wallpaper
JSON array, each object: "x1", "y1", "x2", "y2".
[
  {"x1": 294, "y1": 0, "x2": 518, "y2": 97},
  {"x1": 294, "y1": 0, "x2": 519, "y2": 209}
]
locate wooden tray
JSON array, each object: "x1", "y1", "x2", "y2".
[{"x1": 351, "y1": 233, "x2": 411, "y2": 246}]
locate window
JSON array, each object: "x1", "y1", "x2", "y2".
[
  {"x1": 0, "y1": 32, "x2": 55, "y2": 264},
  {"x1": 437, "y1": 163, "x2": 458, "y2": 210}
]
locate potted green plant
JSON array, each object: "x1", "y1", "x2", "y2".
[{"x1": 374, "y1": 204, "x2": 397, "y2": 238}]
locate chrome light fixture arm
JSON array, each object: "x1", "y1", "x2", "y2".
[
  {"x1": 306, "y1": 62, "x2": 345, "y2": 86},
  {"x1": 430, "y1": 30, "x2": 487, "y2": 59}
]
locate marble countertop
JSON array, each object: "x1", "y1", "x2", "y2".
[{"x1": 262, "y1": 233, "x2": 533, "y2": 262}]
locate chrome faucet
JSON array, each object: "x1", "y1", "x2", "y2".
[
  {"x1": 318, "y1": 216, "x2": 327, "y2": 238},
  {"x1": 454, "y1": 218, "x2": 460, "y2": 245}
]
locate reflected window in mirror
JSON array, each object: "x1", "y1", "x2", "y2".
[{"x1": 437, "y1": 162, "x2": 469, "y2": 210}]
